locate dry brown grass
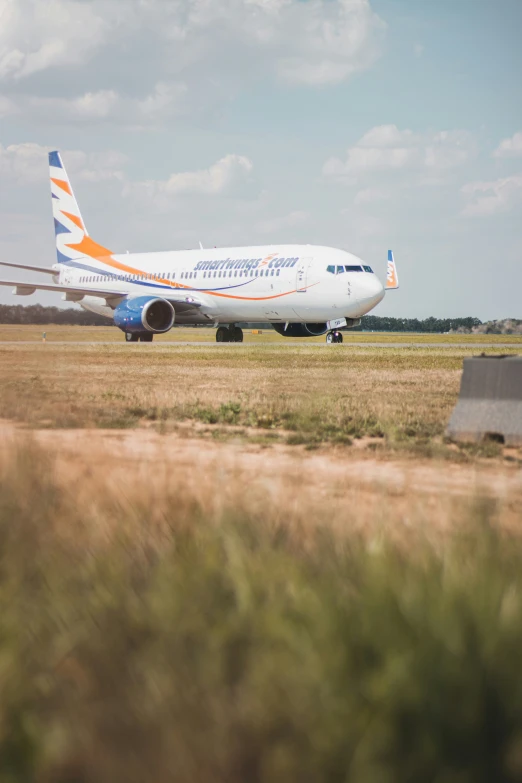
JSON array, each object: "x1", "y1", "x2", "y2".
[
  {"x1": 2, "y1": 422, "x2": 522, "y2": 550},
  {"x1": 1, "y1": 333, "x2": 521, "y2": 460},
  {"x1": 2, "y1": 328, "x2": 522, "y2": 781},
  {"x1": 1, "y1": 433, "x2": 522, "y2": 782}
]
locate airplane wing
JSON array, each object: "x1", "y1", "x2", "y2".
[
  {"x1": 0, "y1": 278, "x2": 127, "y2": 300},
  {"x1": 0, "y1": 261, "x2": 56, "y2": 275},
  {"x1": 0, "y1": 278, "x2": 206, "y2": 311}
]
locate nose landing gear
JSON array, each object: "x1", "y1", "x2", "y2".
[
  {"x1": 326, "y1": 330, "x2": 343, "y2": 344},
  {"x1": 216, "y1": 326, "x2": 244, "y2": 343}
]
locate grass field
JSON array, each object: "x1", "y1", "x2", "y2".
[
  {"x1": 2, "y1": 323, "x2": 522, "y2": 343},
  {"x1": 1, "y1": 326, "x2": 521, "y2": 460},
  {"x1": 1, "y1": 326, "x2": 522, "y2": 780}
]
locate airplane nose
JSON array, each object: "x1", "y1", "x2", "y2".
[{"x1": 357, "y1": 273, "x2": 385, "y2": 308}]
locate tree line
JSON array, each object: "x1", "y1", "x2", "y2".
[
  {"x1": 0, "y1": 304, "x2": 110, "y2": 326},
  {"x1": 0, "y1": 305, "x2": 483, "y2": 333},
  {"x1": 354, "y1": 316, "x2": 482, "y2": 333}
]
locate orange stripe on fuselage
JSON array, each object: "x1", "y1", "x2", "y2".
[
  {"x1": 51, "y1": 178, "x2": 73, "y2": 196},
  {"x1": 65, "y1": 237, "x2": 316, "y2": 301},
  {"x1": 203, "y1": 283, "x2": 319, "y2": 301}
]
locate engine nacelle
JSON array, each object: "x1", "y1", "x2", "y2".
[
  {"x1": 272, "y1": 323, "x2": 329, "y2": 337},
  {"x1": 273, "y1": 319, "x2": 361, "y2": 337},
  {"x1": 113, "y1": 296, "x2": 175, "y2": 334}
]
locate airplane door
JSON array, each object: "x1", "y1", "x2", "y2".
[{"x1": 296, "y1": 257, "x2": 312, "y2": 292}]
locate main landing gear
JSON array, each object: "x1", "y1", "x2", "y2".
[
  {"x1": 326, "y1": 330, "x2": 343, "y2": 344},
  {"x1": 125, "y1": 333, "x2": 153, "y2": 342},
  {"x1": 216, "y1": 325, "x2": 244, "y2": 343}
]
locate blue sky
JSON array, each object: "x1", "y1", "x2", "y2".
[{"x1": 1, "y1": 0, "x2": 521, "y2": 319}]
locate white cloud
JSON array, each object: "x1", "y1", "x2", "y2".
[
  {"x1": 274, "y1": 0, "x2": 386, "y2": 85},
  {"x1": 0, "y1": 141, "x2": 50, "y2": 182},
  {"x1": 69, "y1": 90, "x2": 119, "y2": 119},
  {"x1": 164, "y1": 155, "x2": 253, "y2": 196},
  {"x1": 354, "y1": 186, "x2": 392, "y2": 205},
  {"x1": 423, "y1": 131, "x2": 475, "y2": 169},
  {"x1": 0, "y1": 0, "x2": 385, "y2": 128},
  {"x1": 0, "y1": 0, "x2": 110, "y2": 80},
  {"x1": 256, "y1": 209, "x2": 309, "y2": 234},
  {"x1": 0, "y1": 141, "x2": 252, "y2": 201},
  {"x1": 493, "y1": 132, "x2": 522, "y2": 158},
  {"x1": 0, "y1": 141, "x2": 127, "y2": 183},
  {"x1": 0, "y1": 94, "x2": 17, "y2": 117},
  {"x1": 17, "y1": 82, "x2": 187, "y2": 128},
  {"x1": 323, "y1": 125, "x2": 476, "y2": 180},
  {"x1": 461, "y1": 174, "x2": 522, "y2": 217},
  {"x1": 122, "y1": 154, "x2": 255, "y2": 211},
  {"x1": 67, "y1": 150, "x2": 128, "y2": 183},
  {"x1": 135, "y1": 82, "x2": 188, "y2": 125}
]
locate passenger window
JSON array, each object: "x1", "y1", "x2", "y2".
[
  {"x1": 276, "y1": 270, "x2": 280, "y2": 275},
  {"x1": 336, "y1": 266, "x2": 344, "y2": 274},
  {"x1": 326, "y1": 265, "x2": 335, "y2": 274}
]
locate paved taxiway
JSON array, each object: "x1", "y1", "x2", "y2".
[{"x1": 0, "y1": 340, "x2": 520, "y2": 348}]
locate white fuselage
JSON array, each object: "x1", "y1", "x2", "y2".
[{"x1": 57, "y1": 244, "x2": 385, "y2": 325}]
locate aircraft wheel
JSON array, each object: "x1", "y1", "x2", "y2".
[
  {"x1": 140, "y1": 333, "x2": 154, "y2": 342},
  {"x1": 216, "y1": 326, "x2": 229, "y2": 343},
  {"x1": 126, "y1": 333, "x2": 139, "y2": 342},
  {"x1": 232, "y1": 327, "x2": 243, "y2": 343},
  {"x1": 326, "y1": 331, "x2": 343, "y2": 344}
]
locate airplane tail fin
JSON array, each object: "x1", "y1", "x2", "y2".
[
  {"x1": 49, "y1": 151, "x2": 112, "y2": 264},
  {"x1": 386, "y1": 249, "x2": 399, "y2": 290},
  {"x1": 49, "y1": 150, "x2": 88, "y2": 263}
]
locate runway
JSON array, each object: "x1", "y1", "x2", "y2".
[{"x1": 1, "y1": 340, "x2": 520, "y2": 349}]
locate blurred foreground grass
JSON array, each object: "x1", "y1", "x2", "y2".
[{"x1": 2, "y1": 445, "x2": 522, "y2": 782}]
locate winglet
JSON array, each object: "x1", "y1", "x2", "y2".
[{"x1": 386, "y1": 249, "x2": 399, "y2": 290}]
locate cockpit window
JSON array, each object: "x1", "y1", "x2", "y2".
[
  {"x1": 344, "y1": 265, "x2": 363, "y2": 272},
  {"x1": 336, "y1": 265, "x2": 345, "y2": 274},
  {"x1": 326, "y1": 265, "x2": 335, "y2": 274},
  {"x1": 363, "y1": 265, "x2": 374, "y2": 273}
]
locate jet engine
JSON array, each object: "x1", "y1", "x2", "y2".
[
  {"x1": 273, "y1": 323, "x2": 328, "y2": 337},
  {"x1": 113, "y1": 296, "x2": 175, "y2": 334},
  {"x1": 273, "y1": 319, "x2": 361, "y2": 337}
]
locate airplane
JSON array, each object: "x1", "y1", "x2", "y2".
[{"x1": 0, "y1": 151, "x2": 399, "y2": 344}]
